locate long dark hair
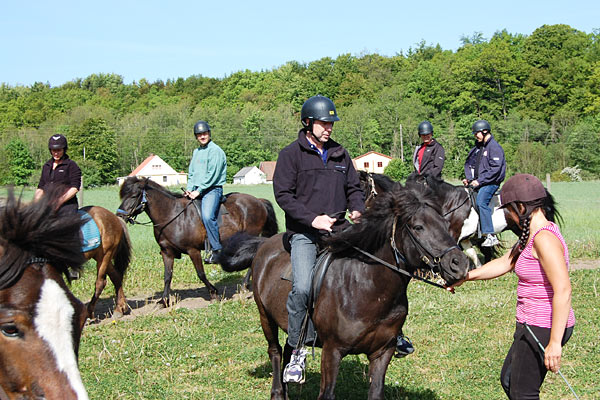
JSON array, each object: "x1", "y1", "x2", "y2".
[{"x1": 509, "y1": 189, "x2": 562, "y2": 266}]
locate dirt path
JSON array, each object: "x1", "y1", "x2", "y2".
[{"x1": 90, "y1": 259, "x2": 598, "y2": 326}]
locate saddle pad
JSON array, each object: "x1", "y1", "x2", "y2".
[{"x1": 78, "y1": 210, "x2": 101, "y2": 252}]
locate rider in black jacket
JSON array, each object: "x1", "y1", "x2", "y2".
[{"x1": 273, "y1": 95, "x2": 364, "y2": 383}]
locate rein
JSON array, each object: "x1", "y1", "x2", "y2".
[
  {"x1": 118, "y1": 186, "x2": 196, "y2": 231},
  {"x1": 443, "y1": 191, "x2": 471, "y2": 217},
  {"x1": 351, "y1": 244, "x2": 448, "y2": 290}
]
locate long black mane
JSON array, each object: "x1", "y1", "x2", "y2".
[
  {"x1": 0, "y1": 187, "x2": 86, "y2": 289},
  {"x1": 324, "y1": 183, "x2": 441, "y2": 256}
]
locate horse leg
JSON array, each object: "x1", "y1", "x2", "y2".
[
  {"x1": 461, "y1": 239, "x2": 481, "y2": 269},
  {"x1": 188, "y1": 249, "x2": 219, "y2": 300},
  {"x1": 366, "y1": 347, "x2": 396, "y2": 400},
  {"x1": 317, "y1": 345, "x2": 343, "y2": 400},
  {"x1": 242, "y1": 267, "x2": 252, "y2": 291},
  {"x1": 106, "y1": 261, "x2": 129, "y2": 317},
  {"x1": 160, "y1": 251, "x2": 175, "y2": 307},
  {"x1": 87, "y1": 255, "x2": 108, "y2": 320}
]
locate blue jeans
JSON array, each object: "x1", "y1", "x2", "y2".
[
  {"x1": 476, "y1": 184, "x2": 499, "y2": 235},
  {"x1": 286, "y1": 233, "x2": 318, "y2": 348},
  {"x1": 199, "y1": 186, "x2": 223, "y2": 251}
]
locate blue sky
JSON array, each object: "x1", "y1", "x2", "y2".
[{"x1": 2, "y1": 0, "x2": 598, "y2": 87}]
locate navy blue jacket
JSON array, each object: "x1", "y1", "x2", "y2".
[
  {"x1": 273, "y1": 129, "x2": 365, "y2": 236},
  {"x1": 464, "y1": 134, "x2": 506, "y2": 186}
]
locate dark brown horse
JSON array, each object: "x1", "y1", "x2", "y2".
[
  {"x1": 0, "y1": 188, "x2": 89, "y2": 400},
  {"x1": 116, "y1": 177, "x2": 278, "y2": 305},
  {"x1": 220, "y1": 183, "x2": 470, "y2": 399},
  {"x1": 81, "y1": 205, "x2": 131, "y2": 319}
]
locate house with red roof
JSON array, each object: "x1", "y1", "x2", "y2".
[{"x1": 117, "y1": 154, "x2": 187, "y2": 187}]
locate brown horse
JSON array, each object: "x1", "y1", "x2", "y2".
[
  {"x1": 116, "y1": 177, "x2": 278, "y2": 305},
  {"x1": 0, "y1": 188, "x2": 89, "y2": 400},
  {"x1": 81, "y1": 205, "x2": 131, "y2": 319},
  {"x1": 220, "y1": 183, "x2": 470, "y2": 400}
]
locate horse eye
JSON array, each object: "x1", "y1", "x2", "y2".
[
  {"x1": 413, "y1": 225, "x2": 424, "y2": 232},
  {"x1": 1, "y1": 323, "x2": 21, "y2": 338}
]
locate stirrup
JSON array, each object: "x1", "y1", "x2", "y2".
[{"x1": 283, "y1": 348, "x2": 308, "y2": 384}]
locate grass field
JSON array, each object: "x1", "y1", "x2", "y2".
[{"x1": 2, "y1": 181, "x2": 599, "y2": 399}]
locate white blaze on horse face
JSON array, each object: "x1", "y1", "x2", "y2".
[{"x1": 34, "y1": 280, "x2": 89, "y2": 400}]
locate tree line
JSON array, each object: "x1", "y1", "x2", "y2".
[{"x1": 1, "y1": 24, "x2": 599, "y2": 187}]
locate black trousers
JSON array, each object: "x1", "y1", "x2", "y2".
[{"x1": 500, "y1": 322, "x2": 573, "y2": 399}]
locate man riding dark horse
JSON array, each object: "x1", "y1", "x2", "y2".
[{"x1": 273, "y1": 95, "x2": 365, "y2": 382}]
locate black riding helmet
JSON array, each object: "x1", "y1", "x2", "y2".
[
  {"x1": 300, "y1": 95, "x2": 340, "y2": 128},
  {"x1": 418, "y1": 121, "x2": 433, "y2": 135},
  {"x1": 193, "y1": 120, "x2": 211, "y2": 135},
  {"x1": 472, "y1": 120, "x2": 491, "y2": 134},
  {"x1": 48, "y1": 134, "x2": 68, "y2": 150}
]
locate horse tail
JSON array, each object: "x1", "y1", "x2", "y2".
[
  {"x1": 220, "y1": 232, "x2": 267, "y2": 272},
  {"x1": 260, "y1": 198, "x2": 279, "y2": 237},
  {"x1": 113, "y1": 218, "x2": 132, "y2": 277}
]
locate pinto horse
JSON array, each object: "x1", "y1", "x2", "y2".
[
  {"x1": 0, "y1": 189, "x2": 89, "y2": 400},
  {"x1": 116, "y1": 177, "x2": 278, "y2": 305},
  {"x1": 220, "y1": 183, "x2": 470, "y2": 400},
  {"x1": 405, "y1": 172, "x2": 520, "y2": 266},
  {"x1": 81, "y1": 206, "x2": 131, "y2": 319}
]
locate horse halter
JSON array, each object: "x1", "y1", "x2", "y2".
[
  {"x1": 117, "y1": 187, "x2": 149, "y2": 225},
  {"x1": 364, "y1": 173, "x2": 378, "y2": 204},
  {"x1": 390, "y1": 210, "x2": 460, "y2": 274}
]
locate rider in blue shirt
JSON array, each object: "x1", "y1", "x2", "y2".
[{"x1": 184, "y1": 121, "x2": 227, "y2": 264}]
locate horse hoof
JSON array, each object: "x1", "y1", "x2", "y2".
[
  {"x1": 158, "y1": 298, "x2": 170, "y2": 308},
  {"x1": 112, "y1": 310, "x2": 123, "y2": 319}
]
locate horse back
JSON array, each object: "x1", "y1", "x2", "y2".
[
  {"x1": 253, "y1": 234, "x2": 293, "y2": 331},
  {"x1": 222, "y1": 193, "x2": 268, "y2": 236}
]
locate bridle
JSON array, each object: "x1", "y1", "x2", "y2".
[
  {"x1": 364, "y1": 173, "x2": 378, "y2": 205},
  {"x1": 350, "y1": 208, "x2": 460, "y2": 291},
  {"x1": 116, "y1": 183, "x2": 196, "y2": 235}
]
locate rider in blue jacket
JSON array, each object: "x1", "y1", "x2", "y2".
[{"x1": 463, "y1": 120, "x2": 506, "y2": 247}]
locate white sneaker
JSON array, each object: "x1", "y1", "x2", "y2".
[
  {"x1": 283, "y1": 348, "x2": 308, "y2": 384},
  {"x1": 481, "y1": 234, "x2": 499, "y2": 247}
]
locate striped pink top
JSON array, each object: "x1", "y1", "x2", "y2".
[{"x1": 514, "y1": 222, "x2": 575, "y2": 329}]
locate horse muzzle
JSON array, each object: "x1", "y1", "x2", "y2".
[{"x1": 438, "y1": 247, "x2": 470, "y2": 285}]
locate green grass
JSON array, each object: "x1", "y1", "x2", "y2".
[{"x1": 77, "y1": 269, "x2": 599, "y2": 399}]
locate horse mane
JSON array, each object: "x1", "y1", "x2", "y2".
[
  {"x1": 120, "y1": 176, "x2": 185, "y2": 199},
  {"x1": 324, "y1": 183, "x2": 441, "y2": 257},
  {"x1": 0, "y1": 187, "x2": 86, "y2": 290}
]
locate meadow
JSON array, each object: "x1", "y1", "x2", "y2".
[{"x1": 2, "y1": 182, "x2": 599, "y2": 399}]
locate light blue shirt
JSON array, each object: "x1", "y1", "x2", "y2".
[{"x1": 187, "y1": 140, "x2": 227, "y2": 192}]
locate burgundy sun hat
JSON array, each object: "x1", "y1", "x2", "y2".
[{"x1": 499, "y1": 174, "x2": 547, "y2": 208}]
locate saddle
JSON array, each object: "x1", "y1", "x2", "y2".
[{"x1": 78, "y1": 209, "x2": 101, "y2": 252}]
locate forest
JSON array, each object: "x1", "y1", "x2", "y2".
[{"x1": 1, "y1": 23, "x2": 599, "y2": 186}]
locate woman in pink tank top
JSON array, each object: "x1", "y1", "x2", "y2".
[{"x1": 449, "y1": 174, "x2": 575, "y2": 399}]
